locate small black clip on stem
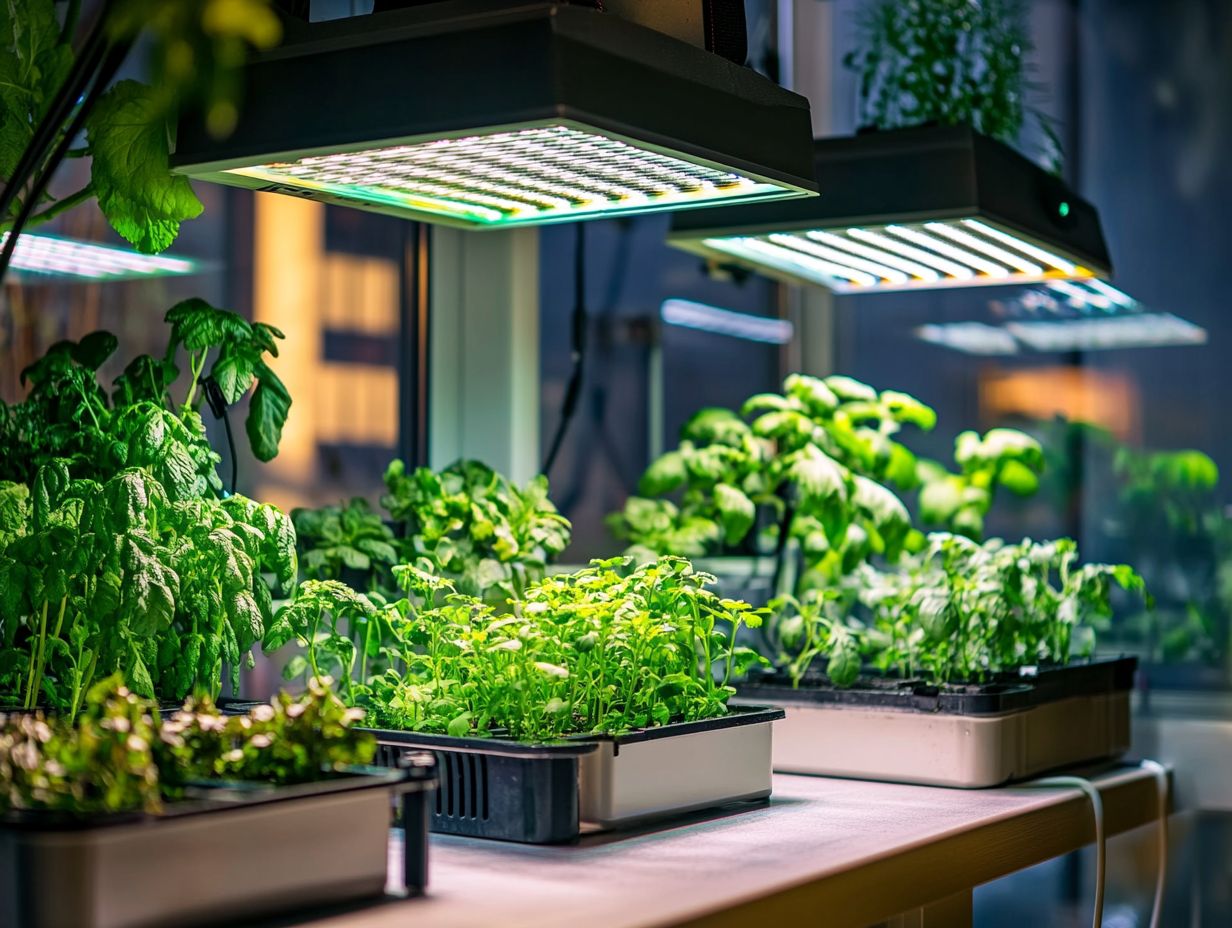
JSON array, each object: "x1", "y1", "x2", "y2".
[{"x1": 201, "y1": 376, "x2": 238, "y2": 497}]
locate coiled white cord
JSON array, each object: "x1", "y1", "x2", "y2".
[{"x1": 1030, "y1": 774, "x2": 1106, "y2": 928}]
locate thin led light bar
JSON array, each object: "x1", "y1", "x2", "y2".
[
  {"x1": 174, "y1": 2, "x2": 817, "y2": 229},
  {"x1": 661, "y1": 298, "x2": 794, "y2": 344},
  {"x1": 1006, "y1": 313, "x2": 1208, "y2": 352},
  {"x1": 917, "y1": 322, "x2": 1021, "y2": 356},
  {"x1": 919, "y1": 281, "x2": 1208, "y2": 355},
  {"x1": 1, "y1": 232, "x2": 199, "y2": 281},
  {"x1": 670, "y1": 125, "x2": 1112, "y2": 293}
]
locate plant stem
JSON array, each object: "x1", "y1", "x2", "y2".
[
  {"x1": 13, "y1": 184, "x2": 95, "y2": 234},
  {"x1": 184, "y1": 351, "x2": 207, "y2": 409},
  {"x1": 24, "y1": 601, "x2": 50, "y2": 709}
]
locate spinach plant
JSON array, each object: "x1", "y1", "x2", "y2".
[{"x1": 271, "y1": 556, "x2": 768, "y2": 742}]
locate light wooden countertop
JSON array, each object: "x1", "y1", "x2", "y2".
[{"x1": 276, "y1": 764, "x2": 1166, "y2": 928}]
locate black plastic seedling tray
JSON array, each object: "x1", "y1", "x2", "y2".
[
  {"x1": 738, "y1": 656, "x2": 1137, "y2": 715},
  {"x1": 368, "y1": 706, "x2": 784, "y2": 844},
  {"x1": 0, "y1": 765, "x2": 435, "y2": 928},
  {"x1": 372, "y1": 729, "x2": 598, "y2": 844}
]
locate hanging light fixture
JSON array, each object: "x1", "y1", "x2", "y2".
[
  {"x1": 916, "y1": 280, "x2": 1207, "y2": 355},
  {"x1": 173, "y1": 1, "x2": 818, "y2": 229},
  {"x1": 1, "y1": 232, "x2": 200, "y2": 281},
  {"x1": 668, "y1": 125, "x2": 1112, "y2": 293}
]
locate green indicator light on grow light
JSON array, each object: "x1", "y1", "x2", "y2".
[
  {"x1": 1058, "y1": 201, "x2": 1071, "y2": 218},
  {"x1": 226, "y1": 126, "x2": 791, "y2": 228}
]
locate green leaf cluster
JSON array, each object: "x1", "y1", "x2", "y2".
[
  {"x1": 843, "y1": 0, "x2": 1062, "y2": 171},
  {"x1": 297, "y1": 459, "x2": 573, "y2": 604},
  {"x1": 772, "y1": 534, "x2": 1147, "y2": 688},
  {"x1": 0, "y1": 464, "x2": 296, "y2": 713},
  {"x1": 916, "y1": 428, "x2": 1045, "y2": 540},
  {"x1": 293, "y1": 498, "x2": 399, "y2": 588},
  {"x1": 0, "y1": 676, "x2": 373, "y2": 815},
  {"x1": 1, "y1": 0, "x2": 280, "y2": 250},
  {"x1": 271, "y1": 556, "x2": 767, "y2": 743},
  {"x1": 611, "y1": 374, "x2": 937, "y2": 578},
  {"x1": 0, "y1": 298, "x2": 288, "y2": 487}
]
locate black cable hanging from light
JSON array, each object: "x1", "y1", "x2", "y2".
[
  {"x1": 540, "y1": 222, "x2": 588, "y2": 480},
  {"x1": 0, "y1": 11, "x2": 132, "y2": 287}
]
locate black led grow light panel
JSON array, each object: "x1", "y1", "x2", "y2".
[
  {"x1": 669, "y1": 125, "x2": 1112, "y2": 292},
  {"x1": 173, "y1": 1, "x2": 818, "y2": 229}
]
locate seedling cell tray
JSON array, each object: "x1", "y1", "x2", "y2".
[
  {"x1": 369, "y1": 705, "x2": 783, "y2": 843},
  {"x1": 736, "y1": 658, "x2": 1135, "y2": 788},
  {"x1": 0, "y1": 767, "x2": 433, "y2": 928}
]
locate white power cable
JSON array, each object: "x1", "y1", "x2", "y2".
[
  {"x1": 1029, "y1": 774, "x2": 1106, "y2": 928},
  {"x1": 1026, "y1": 761, "x2": 1170, "y2": 928},
  {"x1": 1138, "y1": 759, "x2": 1170, "y2": 928}
]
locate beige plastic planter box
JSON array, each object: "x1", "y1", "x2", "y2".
[
  {"x1": 737, "y1": 658, "x2": 1135, "y2": 788},
  {"x1": 0, "y1": 769, "x2": 426, "y2": 928}
]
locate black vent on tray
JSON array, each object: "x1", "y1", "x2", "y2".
[{"x1": 435, "y1": 751, "x2": 490, "y2": 821}]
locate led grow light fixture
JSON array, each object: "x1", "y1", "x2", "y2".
[
  {"x1": 1, "y1": 232, "x2": 199, "y2": 281},
  {"x1": 669, "y1": 125, "x2": 1112, "y2": 293},
  {"x1": 915, "y1": 281, "x2": 1208, "y2": 355},
  {"x1": 173, "y1": 1, "x2": 817, "y2": 229}
]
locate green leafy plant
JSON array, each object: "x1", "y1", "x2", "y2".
[
  {"x1": 1, "y1": 0, "x2": 280, "y2": 250},
  {"x1": 292, "y1": 498, "x2": 399, "y2": 588},
  {"x1": 844, "y1": 0, "x2": 1061, "y2": 170},
  {"x1": 271, "y1": 557, "x2": 767, "y2": 742},
  {"x1": 0, "y1": 298, "x2": 289, "y2": 486},
  {"x1": 771, "y1": 534, "x2": 1147, "y2": 688},
  {"x1": 612, "y1": 374, "x2": 1040, "y2": 598},
  {"x1": 1036, "y1": 419, "x2": 1228, "y2": 668},
  {"x1": 0, "y1": 301, "x2": 297, "y2": 714},
  {"x1": 917, "y1": 428, "x2": 1045, "y2": 540},
  {"x1": 0, "y1": 675, "x2": 374, "y2": 816},
  {"x1": 0, "y1": 464, "x2": 296, "y2": 713}
]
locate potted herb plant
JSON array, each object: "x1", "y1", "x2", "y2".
[
  {"x1": 739, "y1": 532, "x2": 1147, "y2": 787},
  {"x1": 0, "y1": 300, "x2": 297, "y2": 713},
  {"x1": 0, "y1": 676, "x2": 434, "y2": 928},
  {"x1": 265, "y1": 556, "x2": 780, "y2": 843}
]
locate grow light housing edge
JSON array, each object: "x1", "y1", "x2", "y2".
[
  {"x1": 668, "y1": 125, "x2": 1112, "y2": 292},
  {"x1": 172, "y1": 1, "x2": 819, "y2": 229}
]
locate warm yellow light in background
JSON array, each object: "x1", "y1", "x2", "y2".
[
  {"x1": 980, "y1": 367, "x2": 1140, "y2": 440},
  {"x1": 251, "y1": 194, "x2": 400, "y2": 512}
]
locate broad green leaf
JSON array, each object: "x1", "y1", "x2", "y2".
[
  {"x1": 86, "y1": 81, "x2": 204, "y2": 253},
  {"x1": 246, "y1": 362, "x2": 291, "y2": 461},
  {"x1": 714, "y1": 483, "x2": 755, "y2": 547},
  {"x1": 638, "y1": 450, "x2": 687, "y2": 496}
]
